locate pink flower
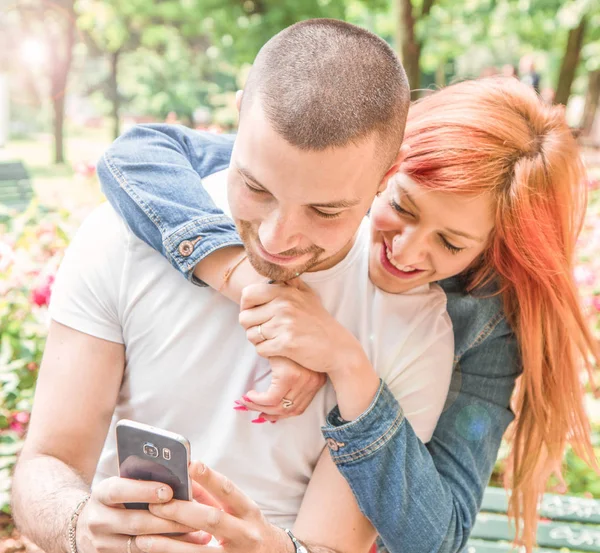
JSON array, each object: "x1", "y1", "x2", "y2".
[
  {"x1": 9, "y1": 421, "x2": 24, "y2": 434},
  {"x1": 592, "y1": 296, "x2": 600, "y2": 313},
  {"x1": 30, "y1": 274, "x2": 55, "y2": 307},
  {"x1": 13, "y1": 411, "x2": 30, "y2": 424}
]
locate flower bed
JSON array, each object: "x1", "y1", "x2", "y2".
[{"x1": 0, "y1": 203, "x2": 74, "y2": 520}]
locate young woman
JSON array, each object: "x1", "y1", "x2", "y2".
[{"x1": 99, "y1": 77, "x2": 599, "y2": 552}]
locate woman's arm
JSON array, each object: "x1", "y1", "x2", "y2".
[
  {"x1": 321, "y1": 311, "x2": 519, "y2": 553},
  {"x1": 98, "y1": 124, "x2": 242, "y2": 287}
]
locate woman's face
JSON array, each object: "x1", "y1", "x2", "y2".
[{"x1": 369, "y1": 172, "x2": 495, "y2": 294}]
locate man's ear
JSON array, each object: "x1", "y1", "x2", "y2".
[
  {"x1": 377, "y1": 144, "x2": 410, "y2": 194},
  {"x1": 236, "y1": 90, "x2": 244, "y2": 112}
]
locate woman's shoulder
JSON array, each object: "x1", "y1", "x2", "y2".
[{"x1": 439, "y1": 275, "x2": 513, "y2": 359}]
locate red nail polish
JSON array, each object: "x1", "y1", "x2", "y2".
[
  {"x1": 252, "y1": 417, "x2": 267, "y2": 424},
  {"x1": 242, "y1": 396, "x2": 252, "y2": 403},
  {"x1": 234, "y1": 405, "x2": 249, "y2": 411},
  {"x1": 234, "y1": 400, "x2": 244, "y2": 406}
]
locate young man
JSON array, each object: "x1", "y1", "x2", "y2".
[{"x1": 12, "y1": 19, "x2": 447, "y2": 553}]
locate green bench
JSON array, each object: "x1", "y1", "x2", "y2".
[
  {"x1": 467, "y1": 486, "x2": 600, "y2": 552},
  {"x1": 0, "y1": 160, "x2": 34, "y2": 214}
]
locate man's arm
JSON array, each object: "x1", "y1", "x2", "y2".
[
  {"x1": 294, "y1": 449, "x2": 376, "y2": 553},
  {"x1": 11, "y1": 321, "x2": 125, "y2": 553}
]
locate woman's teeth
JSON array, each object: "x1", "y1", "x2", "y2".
[{"x1": 386, "y1": 247, "x2": 417, "y2": 272}]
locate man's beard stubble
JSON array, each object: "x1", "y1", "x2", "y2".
[{"x1": 236, "y1": 219, "x2": 325, "y2": 281}]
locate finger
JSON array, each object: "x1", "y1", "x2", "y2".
[
  {"x1": 240, "y1": 282, "x2": 285, "y2": 311},
  {"x1": 176, "y1": 531, "x2": 213, "y2": 545},
  {"x1": 238, "y1": 304, "x2": 274, "y2": 331},
  {"x1": 191, "y1": 480, "x2": 222, "y2": 509},
  {"x1": 94, "y1": 476, "x2": 173, "y2": 507},
  {"x1": 245, "y1": 322, "x2": 274, "y2": 346},
  {"x1": 188, "y1": 462, "x2": 258, "y2": 519},
  {"x1": 148, "y1": 498, "x2": 249, "y2": 543},
  {"x1": 136, "y1": 534, "x2": 223, "y2": 553},
  {"x1": 245, "y1": 380, "x2": 291, "y2": 407},
  {"x1": 102, "y1": 505, "x2": 195, "y2": 536}
]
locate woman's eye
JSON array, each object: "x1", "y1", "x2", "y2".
[
  {"x1": 313, "y1": 209, "x2": 342, "y2": 219},
  {"x1": 440, "y1": 236, "x2": 465, "y2": 255},
  {"x1": 390, "y1": 199, "x2": 413, "y2": 217}
]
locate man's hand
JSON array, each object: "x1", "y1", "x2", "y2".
[
  {"x1": 76, "y1": 477, "x2": 197, "y2": 553},
  {"x1": 134, "y1": 461, "x2": 295, "y2": 553},
  {"x1": 239, "y1": 357, "x2": 327, "y2": 422},
  {"x1": 239, "y1": 280, "x2": 366, "y2": 376}
]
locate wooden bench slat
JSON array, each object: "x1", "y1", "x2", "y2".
[
  {"x1": 466, "y1": 538, "x2": 573, "y2": 552},
  {"x1": 0, "y1": 162, "x2": 31, "y2": 180},
  {"x1": 472, "y1": 513, "x2": 600, "y2": 552},
  {"x1": 482, "y1": 487, "x2": 600, "y2": 525}
]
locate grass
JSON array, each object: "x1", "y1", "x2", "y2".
[{"x1": 0, "y1": 126, "x2": 112, "y2": 213}]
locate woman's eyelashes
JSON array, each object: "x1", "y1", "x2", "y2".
[{"x1": 389, "y1": 199, "x2": 465, "y2": 255}]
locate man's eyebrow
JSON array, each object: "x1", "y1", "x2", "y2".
[
  {"x1": 400, "y1": 186, "x2": 485, "y2": 243},
  {"x1": 309, "y1": 198, "x2": 361, "y2": 209},
  {"x1": 238, "y1": 166, "x2": 360, "y2": 209},
  {"x1": 238, "y1": 167, "x2": 269, "y2": 190}
]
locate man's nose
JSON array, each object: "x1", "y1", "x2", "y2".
[{"x1": 258, "y1": 209, "x2": 304, "y2": 254}]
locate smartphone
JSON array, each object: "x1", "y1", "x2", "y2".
[{"x1": 116, "y1": 419, "x2": 192, "y2": 510}]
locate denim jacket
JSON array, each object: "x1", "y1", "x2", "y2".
[{"x1": 98, "y1": 124, "x2": 521, "y2": 553}]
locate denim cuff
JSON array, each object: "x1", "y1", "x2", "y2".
[
  {"x1": 163, "y1": 216, "x2": 243, "y2": 286},
  {"x1": 321, "y1": 380, "x2": 405, "y2": 464}
]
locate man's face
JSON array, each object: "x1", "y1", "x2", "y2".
[{"x1": 227, "y1": 102, "x2": 392, "y2": 281}]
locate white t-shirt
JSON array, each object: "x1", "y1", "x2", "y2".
[{"x1": 49, "y1": 175, "x2": 453, "y2": 529}]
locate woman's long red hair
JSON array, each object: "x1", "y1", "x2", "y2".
[{"x1": 402, "y1": 77, "x2": 599, "y2": 550}]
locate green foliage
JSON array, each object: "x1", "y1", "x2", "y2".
[{"x1": 0, "y1": 204, "x2": 73, "y2": 514}]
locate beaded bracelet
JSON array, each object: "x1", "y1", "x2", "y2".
[{"x1": 68, "y1": 494, "x2": 91, "y2": 553}]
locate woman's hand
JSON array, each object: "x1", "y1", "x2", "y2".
[
  {"x1": 238, "y1": 356, "x2": 327, "y2": 422},
  {"x1": 135, "y1": 461, "x2": 295, "y2": 553},
  {"x1": 239, "y1": 280, "x2": 365, "y2": 376}
]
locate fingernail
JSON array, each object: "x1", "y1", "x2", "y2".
[
  {"x1": 252, "y1": 417, "x2": 267, "y2": 424},
  {"x1": 234, "y1": 400, "x2": 244, "y2": 406},
  {"x1": 242, "y1": 395, "x2": 252, "y2": 402},
  {"x1": 234, "y1": 405, "x2": 249, "y2": 411},
  {"x1": 270, "y1": 421, "x2": 277, "y2": 424},
  {"x1": 137, "y1": 537, "x2": 153, "y2": 551},
  {"x1": 156, "y1": 486, "x2": 169, "y2": 501}
]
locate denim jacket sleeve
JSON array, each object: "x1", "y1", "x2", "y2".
[
  {"x1": 97, "y1": 124, "x2": 241, "y2": 285},
  {"x1": 322, "y1": 292, "x2": 520, "y2": 553}
]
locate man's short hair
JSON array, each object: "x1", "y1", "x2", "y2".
[{"x1": 241, "y1": 19, "x2": 410, "y2": 169}]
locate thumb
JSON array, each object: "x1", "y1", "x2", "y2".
[
  {"x1": 245, "y1": 381, "x2": 288, "y2": 407},
  {"x1": 285, "y1": 277, "x2": 309, "y2": 291}
]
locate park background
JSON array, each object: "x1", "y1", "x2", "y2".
[{"x1": 0, "y1": 0, "x2": 600, "y2": 550}]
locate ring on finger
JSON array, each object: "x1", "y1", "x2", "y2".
[
  {"x1": 282, "y1": 397, "x2": 294, "y2": 409},
  {"x1": 127, "y1": 536, "x2": 134, "y2": 553},
  {"x1": 257, "y1": 324, "x2": 267, "y2": 342}
]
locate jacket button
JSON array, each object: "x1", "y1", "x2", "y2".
[
  {"x1": 326, "y1": 438, "x2": 344, "y2": 451},
  {"x1": 178, "y1": 238, "x2": 201, "y2": 257}
]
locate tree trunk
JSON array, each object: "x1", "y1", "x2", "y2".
[
  {"x1": 554, "y1": 16, "x2": 587, "y2": 106},
  {"x1": 395, "y1": 0, "x2": 421, "y2": 99},
  {"x1": 49, "y1": 0, "x2": 76, "y2": 164},
  {"x1": 109, "y1": 50, "x2": 121, "y2": 140},
  {"x1": 581, "y1": 70, "x2": 600, "y2": 137}
]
